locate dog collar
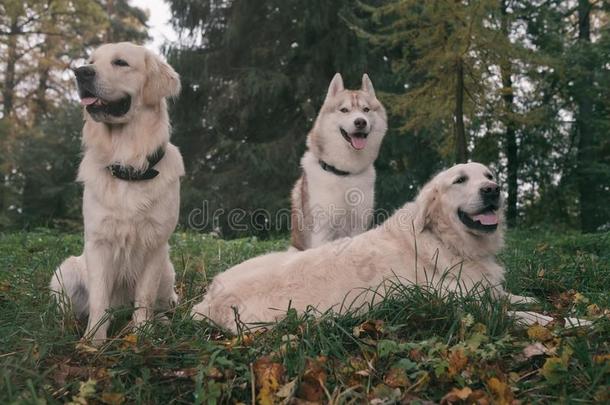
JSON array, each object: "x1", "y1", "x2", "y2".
[
  {"x1": 107, "y1": 146, "x2": 165, "y2": 181},
  {"x1": 319, "y1": 159, "x2": 350, "y2": 176}
]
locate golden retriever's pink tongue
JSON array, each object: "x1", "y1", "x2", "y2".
[
  {"x1": 80, "y1": 97, "x2": 97, "y2": 106},
  {"x1": 351, "y1": 137, "x2": 367, "y2": 150},
  {"x1": 472, "y1": 212, "x2": 498, "y2": 225}
]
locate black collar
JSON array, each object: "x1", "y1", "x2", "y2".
[
  {"x1": 107, "y1": 146, "x2": 165, "y2": 181},
  {"x1": 319, "y1": 159, "x2": 350, "y2": 176}
]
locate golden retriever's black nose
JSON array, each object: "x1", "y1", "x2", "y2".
[
  {"x1": 480, "y1": 184, "x2": 500, "y2": 201},
  {"x1": 354, "y1": 118, "x2": 367, "y2": 130},
  {"x1": 73, "y1": 66, "x2": 96, "y2": 81}
]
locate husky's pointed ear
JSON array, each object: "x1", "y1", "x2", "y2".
[
  {"x1": 142, "y1": 49, "x2": 181, "y2": 106},
  {"x1": 361, "y1": 73, "x2": 376, "y2": 97},
  {"x1": 325, "y1": 73, "x2": 344, "y2": 100},
  {"x1": 413, "y1": 180, "x2": 438, "y2": 233}
]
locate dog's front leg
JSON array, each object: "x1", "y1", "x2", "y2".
[
  {"x1": 84, "y1": 242, "x2": 115, "y2": 345},
  {"x1": 132, "y1": 247, "x2": 166, "y2": 327}
]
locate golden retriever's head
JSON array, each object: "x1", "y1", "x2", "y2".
[
  {"x1": 414, "y1": 162, "x2": 505, "y2": 255},
  {"x1": 73, "y1": 42, "x2": 180, "y2": 124}
]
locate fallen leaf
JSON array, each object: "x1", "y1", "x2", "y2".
[
  {"x1": 573, "y1": 292, "x2": 589, "y2": 304},
  {"x1": 540, "y1": 357, "x2": 566, "y2": 384},
  {"x1": 587, "y1": 304, "x2": 602, "y2": 316},
  {"x1": 68, "y1": 378, "x2": 97, "y2": 405},
  {"x1": 593, "y1": 354, "x2": 610, "y2": 364},
  {"x1": 440, "y1": 386, "x2": 472, "y2": 404},
  {"x1": 120, "y1": 334, "x2": 138, "y2": 350},
  {"x1": 527, "y1": 324, "x2": 553, "y2": 342},
  {"x1": 486, "y1": 377, "x2": 513, "y2": 405},
  {"x1": 369, "y1": 383, "x2": 401, "y2": 402},
  {"x1": 75, "y1": 342, "x2": 98, "y2": 354},
  {"x1": 276, "y1": 378, "x2": 297, "y2": 399},
  {"x1": 447, "y1": 348, "x2": 468, "y2": 377},
  {"x1": 297, "y1": 356, "x2": 327, "y2": 402},
  {"x1": 253, "y1": 357, "x2": 285, "y2": 405},
  {"x1": 523, "y1": 342, "x2": 548, "y2": 358},
  {"x1": 469, "y1": 389, "x2": 491, "y2": 405},
  {"x1": 384, "y1": 367, "x2": 409, "y2": 388},
  {"x1": 353, "y1": 319, "x2": 384, "y2": 338},
  {"x1": 101, "y1": 392, "x2": 125, "y2": 405}
]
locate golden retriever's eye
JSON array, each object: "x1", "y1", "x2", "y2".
[
  {"x1": 112, "y1": 59, "x2": 129, "y2": 67},
  {"x1": 340, "y1": 107, "x2": 349, "y2": 113},
  {"x1": 453, "y1": 176, "x2": 468, "y2": 184},
  {"x1": 363, "y1": 107, "x2": 370, "y2": 112},
  {"x1": 485, "y1": 173, "x2": 494, "y2": 180}
]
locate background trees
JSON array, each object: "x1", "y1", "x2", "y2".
[{"x1": 0, "y1": 0, "x2": 608, "y2": 235}]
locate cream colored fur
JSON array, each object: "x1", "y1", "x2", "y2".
[
  {"x1": 49, "y1": 43, "x2": 184, "y2": 344},
  {"x1": 290, "y1": 73, "x2": 387, "y2": 250},
  {"x1": 193, "y1": 163, "x2": 538, "y2": 332}
]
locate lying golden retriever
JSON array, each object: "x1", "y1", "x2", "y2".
[
  {"x1": 191, "y1": 162, "x2": 556, "y2": 332},
  {"x1": 50, "y1": 42, "x2": 184, "y2": 344}
]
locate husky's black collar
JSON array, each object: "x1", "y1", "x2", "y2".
[
  {"x1": 319, "y1": 159, "x2": 350, "y2": 176},
  {"x1": 107, "y1": 146, "x2": 165, "y2": 181}
]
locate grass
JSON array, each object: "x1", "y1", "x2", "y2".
[{"x1": 0, "y1": 229, "x2": 609, "y2": 404}]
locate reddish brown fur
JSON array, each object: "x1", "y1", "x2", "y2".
[{"x1": 290, "y1": 173, "x2": 310, "y2": 251}]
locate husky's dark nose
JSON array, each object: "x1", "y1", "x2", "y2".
[
  {"x1": 480, "y1": 183, "x2": 500, "y2": 204},
  {"x1": 73, "y1": 66, "x2": 96, "y2": 82},
  {"x1": 354, "y1": 118, "x2": 367, "y2": 130}
]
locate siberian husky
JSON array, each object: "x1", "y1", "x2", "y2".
[{"x1": 290, "y1": 73, "x2": 387, "y2": 250}]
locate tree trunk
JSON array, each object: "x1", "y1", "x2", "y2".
[
  {"x1": 576, "y1": 0, "x2": 596, "y2": 232},
  {"x1": 2, "y1": 18, "x2": 19, "y2": 119},
  {"x1": 454, "y1": 57, "x2": 467, "y2": 163},
  {"x1": 500, "y1": 0, "x2": 518, "y2": 228}
]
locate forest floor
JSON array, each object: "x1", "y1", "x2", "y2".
[{"x1": 0, "y1": 229, "x2": 609, "y2": 404}]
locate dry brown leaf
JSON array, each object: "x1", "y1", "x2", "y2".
[
  {"x1": 100, "y1": 392, "x2": 125, "y2": 405},
  {"x1": 486, "y1": 377, "x2": 514, "y2": 405},
  {"x1": 593, "y1": 354, "x2": 610, "y2": 364},
  {"x1": 469, "y1": 389, "x2": 491, "y2": 405},
  {"x1": 253, "y1": 356, "x2": 286, "y2": 405},
  {"x1": 440, "y1": 386, "x2": 472, "y2": 404},
  {"x1": 120, "y1": 334, "x2": 138, "y2": 350},
  {"x1": 527, "y1": 324, "x2": 553, "y2": 342},
  {"x1": 384, "y1": 367, "x2": 410, "y2": 388},
  {"x1": 353, "y1": 319, "x2": 385, "y2": 338},
  {"x1": 297, "y1": 356, "x2": 328, "y2": 402},
  {"x1": 448, "y1": 348, "x2": 468, "y2": 377}
]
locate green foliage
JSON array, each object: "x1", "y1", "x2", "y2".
[{"x1": 0, "y1": 230, "x2": 608, "y2": 403}]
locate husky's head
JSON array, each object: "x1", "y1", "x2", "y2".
[{"x1": 308, "y1": 73, "x2": 388, "y2": 173}]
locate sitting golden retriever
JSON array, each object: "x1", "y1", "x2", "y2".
[
  {"x1": 50, "y1": 42, "x2": 184, "y2": 344},
  {"x1": 192, "y1": 162, "x2": 540, "y2": 332}
]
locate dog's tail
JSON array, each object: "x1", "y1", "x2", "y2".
[{"x1": 50, "y1": 255, "x2": 89, "y2": 319}]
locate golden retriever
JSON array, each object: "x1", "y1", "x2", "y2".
[
  {"x1": 49, "y1": 42, "x2": 184, "y2": 344},
  {"x1": 192, "y1": 162, "x2": 540, "y2": 332}
]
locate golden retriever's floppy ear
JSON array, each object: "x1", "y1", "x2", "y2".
[
  {"x1": 142, "y1": 49, "x2": 181, "y2": 106},
  {"x1": 413, "y1": 180, "x2": 438, "y2": 233}
]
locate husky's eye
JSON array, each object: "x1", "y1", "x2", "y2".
[
  {"x1": 453, "y1": 176, "x2": 468, "y2": 184},
  {"x1": 363, "y1": 107, "x2": 370, "y2": 112},
  {"x1": 88, "y1": 60, "x2": 94, "y2": 64},
  {"x1": 340, "y1": 107, "x2": 349, "y2": 113},
  {"x1": 112, "y1": 59, "x2": 129, "y2": 67}
]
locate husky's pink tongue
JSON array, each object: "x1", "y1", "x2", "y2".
[
  {"x1": 80, "y1": 97, "x2": 97, "y2": 106},
  {"x1": 472, "y1": 212, "x2": 498, "y2": 225},
  {"x1": 351, "y1": 136, "x2": 367, "y2": 150}
]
